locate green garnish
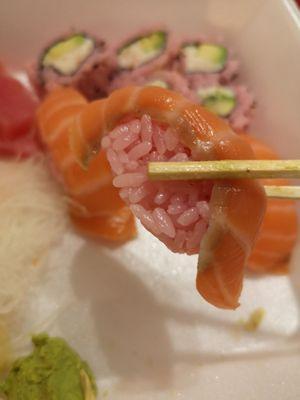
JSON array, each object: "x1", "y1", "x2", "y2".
[
  {"x1": 44, "y1": 34, "x2": 86, "y2": 63},
  {"x1": 42, "y1": 34, "x2": 94, "y2": 75},
  {"x1": 139, "y1": 31, "x2": 166, "y2": 53},
  {"x1": 183, "y1": 43, "x2": 228, "y2": 73},
  {"x1": 117, "y1": 31, "x2": 167, "y2": 69},
  {"x1": 0, "y1": 333, "x2": 97, "y2": 400},
  {"x1": 198, "y1": 86, "x2": 236, "y2": 117}
]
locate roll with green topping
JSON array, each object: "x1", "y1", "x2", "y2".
[
  {"x1": 110, "y1": 28, "x2": 175, "y2": 90},
  {"x1": 173, "y1": 37, "x2": 239, "y2": 87},
  {"x1": 109, "y1": 70, "x2": 195, "y2": 100},
  {"x1": 198, "y1": 86, "x2": 236, "y2": 117},
  {"x1": 116, "y1": 30, "x2": 169, "y2": 71},
  {"x1": 30, "y1": 31, "x2": 115, "y2": 99},
  {"x1": 195, "y1": 84, "x2": 255, "y2": 130}
]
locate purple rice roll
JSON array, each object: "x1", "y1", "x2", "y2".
[
  {"x1": 111, "y1": 29, "x2": 174, "y2": 83},
  {"x1": 174, "y1": 37, "x2": 239, "y2": 87},
  {"x1": 142, "y1": 70, "x2": 196, "y2": 100},
  {"x1": 31, "y1": 32, "x2": 114, "y2": 99},
  {"x1": 194, "y1": 84, "x2": 254, "y2": 131},
  {"x1": 109, "y1": 70, "x2": 195, "y2": 100}
]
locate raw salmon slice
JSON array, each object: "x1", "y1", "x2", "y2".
[
  {"x1": 242, "y1": 133, "x2": 298, "y2": 274},
  {"x1": 36, "y1": 87, "x2": 136, "y2": 242}
]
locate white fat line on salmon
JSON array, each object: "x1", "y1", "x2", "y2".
[
  {"x1": 232, "y1": 228, "x2": 253, "y2": 255},
  {"x1": 38, "y1": 89, "x2": 77, "y2": 114},
  {"x1": 180, "y1": 110, "x2": 216, "y2": 161},
  {"x1": 246, "y1": 261, "x2": 283, "y2": 271},
  {"x1": 105, "y1": 86, "x2": 142, "y2": 130},
  {"x1": 47, "y1": 116, "x2": 76, "y2": 143},
  {"x1": 42, "y1": 98, "x2": 87, "y2": 124},
  {"x1": 69, "y1": 173, "x2": 112, "y2": 197},
  {"x1": 177, "y1": 110, "x2": 217, "y2": 160},
  {"x1": 94, "y1": 99, "x2": 108, "y2": 138},
  {"x1": 71, "y1": 113, "x2": 90, "y2": 155},
  {"x1": 197, "y1": 213, "x2": 250, "y2": 272},
  {"x1": 246, "y1": 263, "x2": 265, "y2": 271},
  {"x1": 266, "y1": 202, "x2": 296, "y2": 213},
  {"x1": 257, "y1": 231, "x2": 297, "y2": 242},
  {"x1": 197, "y1": 196, "x2": 251, "y2": 274},
  {"x1": 60, "y1": 153, "x2": 76, "y2": 171},
  {"x1": 218, "y1": 211, "x2": 252, "y2": 255},
  {"x1": 67, "y1": 197, "x2": 89, "y2": 216},
  {"x1": 252, "y1": 143, "x2": 276, "y2": 154},
  {"x1": 67, "y1": 196, "x2": 114, "y2": 218},
  {"x1": 126, "y1": 86, "x2": 142, "y2": 113},
  {"x1": 191, "y1": 138, "x2": 215, "y2": 161},
  {"x1": 214, "y1": 257, "x2": 241, "y2": 309},
  {"x1": 112, "y1": 207, "x2": 133, "y2": 222},
  {"x1": 197, "y1": 219, "x2": 220, "y2": 272},
  {"x1": 250, "y1": 248, "x2": 289, "y2": 259}
]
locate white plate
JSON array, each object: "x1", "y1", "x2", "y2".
[{"x1": 1, "y1": 0, "x2": 300, "y2": 399}]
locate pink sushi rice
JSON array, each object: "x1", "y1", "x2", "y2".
[
  {"x1": 102, "y1": 114, "x2": 212, "y2": 254},
  {"x1": 227, "y1": 85, "x2": 255, "y2": 131}
]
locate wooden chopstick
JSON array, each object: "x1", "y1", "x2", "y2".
[
  {"x1": 264, "y1": 185, "x2": 300, "y2": 199},
  {"x1": 147, "y1": 160, "x2": 300, "y2": 200},
  {"x1": 148, "y1": 160, "x2": 300, "y2": 180}
]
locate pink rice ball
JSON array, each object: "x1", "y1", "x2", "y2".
[{"x1": 102, "y1": 114, "x2": 212, "y2": 255}]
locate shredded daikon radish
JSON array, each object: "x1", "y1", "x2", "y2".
[{"x1": 0, "y1": 157, "x2": 68, "y2": 316}]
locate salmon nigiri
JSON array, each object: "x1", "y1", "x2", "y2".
[
  {"x1": 69, "y1": 86, "x2": 266, "y2": 309},
  {"x1": 36, "y1": 87, "x2": 136, "y2": 242},
  {"x1": 242, "y1": 134, "x2": 298, "y2": 274}
]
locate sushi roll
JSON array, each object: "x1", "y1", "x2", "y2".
[
  {"x1": 143, "y1": 71, "x2": 195, "y2": 100},
  {"x1": 116, "y1": 30, "x2": 170, "y2": 71},
  {"x1": 109, "y1": 70, "x2": 195, "y2": 100},
  {"x1": 110, "y1": 29, "x2": 174, "y2": 89},
  {"x1": 175, "y1": 38, "x2": 239, "y2": 86},
  {"x1": 31, "y1": 32, "x2": 114, "y2": 99},
  {"x1": 195, "y1": 84, "x2": 254, "y2": 131},
  {"x1": 68, "y1": 86, "x2": 266, "y2": 310}
]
